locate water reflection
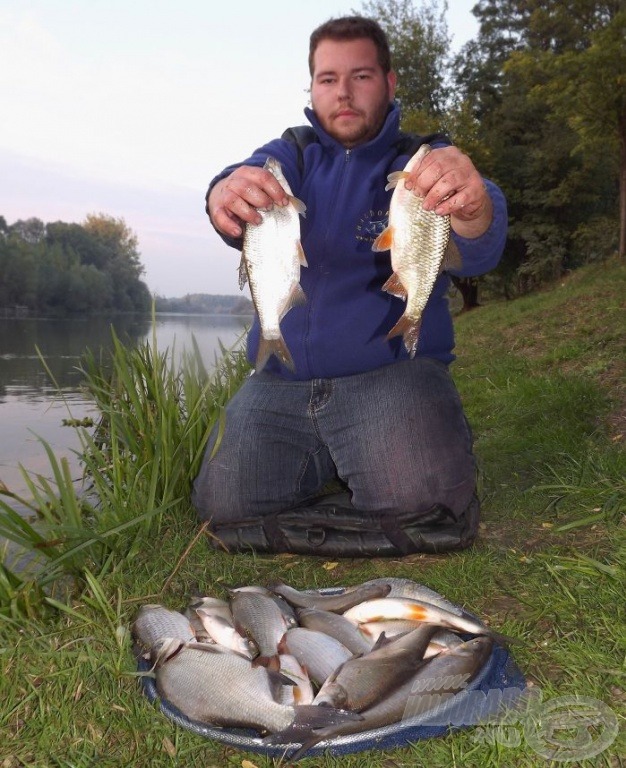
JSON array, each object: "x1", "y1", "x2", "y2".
[
  {"x1": 0, "y1": 315, "x2": 151, "y2": 400},
  {"x1": 0, "y1": 314, "x2": 248, "y2": 497}
]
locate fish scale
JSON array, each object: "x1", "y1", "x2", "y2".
[
  {"x1": 372, "y1": 144, "x2": 462, "y2": 357},
  {"x1": 240, "y1": 156, "x2": 307, "y2": 372}
]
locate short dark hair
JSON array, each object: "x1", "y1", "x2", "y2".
[{"x1": 308, "y1": 16, "x2": 392, "y2": 76}]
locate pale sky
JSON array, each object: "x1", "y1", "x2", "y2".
[{"x1": 0, "y1": 0, "x2": 479, "y2": 298}]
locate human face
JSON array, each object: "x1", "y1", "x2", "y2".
[{"x1": 310, "y1": 38, "x2": 396, "y2": 148}]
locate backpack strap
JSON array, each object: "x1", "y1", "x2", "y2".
[
  {"x1": 282, "y1": 126, "x2": 451, "y2": 177},
  {"x1": 281, "y1": 126, "x2": 318, "y2": 176}
]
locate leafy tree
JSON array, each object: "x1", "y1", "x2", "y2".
[
  {"x1": 9, "y1": 217, "x2": 46, "y2": 245},
  {"x1": 1, "y1": 213, "x2": 150, "y2": 315},
  {"x1": 535, "y1": 9, "x2": 625, "y2": 257},
  {"x1": 452, "y1": 0, "x2": 621, "y2": 295},
  {"x1": 360, "y1": 0, "x2": 451, "y2": 132},
  {"x1": 46, "y1": 222, "x2": 111, "y2": 271}
]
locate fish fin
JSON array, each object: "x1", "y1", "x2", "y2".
[
  {"x1": 289, "y1": 195, "x2": 307, "y2": 218},
  {"x1": 381, "y1": 272, "x2": 407, "y2": 300},
  {"x1": 252, "y1": 653, "x2": 282, "y2": 672},
  {"x1": 287, "y1": 282, "x2": 307, "y2": 311},
  {"x1": 238, "y1": 253, "x2": 248, "y2": 290},
  {"x1": 440, "y1": 237, "x2": 463, "y2": 273},
  {"x1": 387, "y1": 314, "x2": 421, "y2": 358},
  {"x1": 372, "y1": 226, "x2": 394, "y2": 252},
  {"x1": 277, "y1": 632, "x2": 289, "y2": 654},
  {"x1": 369, "y1": 631, "x2": 392, "y2": 651},
  {"x1": 256, "y1": 336, "x2": 295, "y2": 372},
  {"x1": 384, "y1": 170, "x2": 409, "y2": 192},
  {"x1": 297, "y1": 240, "x2": 308, "y2": 267},
  {"x1": 263, "y1": 704, "x2": 363, "y2": 757}
]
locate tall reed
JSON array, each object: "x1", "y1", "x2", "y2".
[{"x1": 0, "y1": 325, "x2": 250, "y2": 618}]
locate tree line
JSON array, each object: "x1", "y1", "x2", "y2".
[
  {"x1": 3, "y1": 2, "x2": 621, "y2": 314},
  {"x1": 0, "y1": 213, "x2": 151, "y2": 315},
  {"x1": 364, "y1": 0, "x2": 624, "y2": 303},
  {"x1": 154, "y1": 293, "x2": 253, "y2": 315}
]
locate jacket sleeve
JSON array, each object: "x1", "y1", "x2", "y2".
[
  {"x1": 204, "y1": 139, "x2": 303, "y2": 251},
  {"x1": 449, "y1": 178, "x2": 508, "y2": 277}
]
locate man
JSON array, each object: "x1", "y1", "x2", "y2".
[{"x1": 192, "y1": 16, "x2": 507, "y2": 557}]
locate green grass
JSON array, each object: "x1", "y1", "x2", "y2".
[{"x1": 1, "y1": 259, "x2": 625, "y2": 766}]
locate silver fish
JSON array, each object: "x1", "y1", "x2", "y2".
[
  {"x1": 343, "y1": 597, "x2": 512, "y2": 646},
  {"x1": 231, "y1": 585, "x2": 299, "y2": 628},
  {"x1": 281, "y1": 627, "x2": 353, "y2": 686},
  {"x1": 131, "y1": 604, "x2": 195, "y2": 652},
  {"x1": 269, "y1": 636, "x2": 493, "y2": 760},
  {"x1": 361, "y1": 577, "x2": 468, "y2": 617},
  {"x1": 240, "y1": 156, "x2": 307, "y2": 372},
  {"x1": 268, "y1": 580, "x2": 391, "y2": 613},
  {"x1": 185, "y1": 596, "x2": 233, "y2": 641},
  {"x1": 399, "y1": 635, "x2": 494, "y2": 718},
  {"x1": 278, "y1": 652, "x2": 315, "y2": 705},
  {"x1": 151, "y1": 637, "x2": 296, "y2": 733},
  {"x1": 194, "y1": 609, "x2": 259, "y2": 659},
  {"x1": 358, "y1": 621, "x2": 464, "y2": 656},
  {"x1": 152, "y1": 638, "x2": 359, "y2": 737},
  {"x1": 230, "y1": 589, "x2": 290, "y2": 669},
  {"x1": 296, "y1": 607, "x2": 373, "y2": 655},
  {"x1": 313, "y1": 625, "x2": 438, "y2": 712},
  {"x1": 372, "y1": 144, "x2": 462, "y2": 357}
]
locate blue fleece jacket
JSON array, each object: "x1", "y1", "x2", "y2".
[{"x1": 208, "y1": 103, "x2": 508, "y2": 380}]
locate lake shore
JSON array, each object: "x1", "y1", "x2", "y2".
[{"x1": 1, "y1": 260, "x2": 624, "y2": 765}]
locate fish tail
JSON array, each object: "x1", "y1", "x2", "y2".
[
  {"x1": 263, "y1": 704, "x2": 363, "y2": 760},
  {"x1": 386, "y1": 313, "x2": 421, "y2": 358},
  {"x1": 256, "y1": 336, "x2": 295, "y2": 372}
]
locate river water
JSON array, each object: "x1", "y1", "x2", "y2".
[{"x1": 0, "y1": 314, "x2": 249, "y2": 499}]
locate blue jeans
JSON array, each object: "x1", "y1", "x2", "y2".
[{"x1": 192, "y1": 358, "x2": 476, "y2": 525}]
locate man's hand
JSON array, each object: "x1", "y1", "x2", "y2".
[
  {"x1": 206, "y1": 165, "x2": 290, "y2": 239},
  {"x1": 403, "y1": 146, "x2": 493, "y2": 239}
]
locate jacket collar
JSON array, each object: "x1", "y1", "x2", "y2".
[{"x1": 304, "y1": 102, "x2": 402, "y2": 153}]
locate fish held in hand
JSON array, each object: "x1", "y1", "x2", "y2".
[
  {"x1": 372, "y1": 144, "x2": 462, "y2": 358},
  {"x1": 240, "y1": 156, "x2": 307, "y2": 372}
]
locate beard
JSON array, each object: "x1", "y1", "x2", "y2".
[{"x1": 315, "y1": 90, "x2": 392, "y2": 148}]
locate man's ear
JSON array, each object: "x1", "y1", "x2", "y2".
[{"x1": 387, "y1": 69, "x2": 397, "y2": 101}]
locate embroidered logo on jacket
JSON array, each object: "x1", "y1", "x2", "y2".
[{"x1": 356, "y1": 208, "x2": 389, "y2": 243}]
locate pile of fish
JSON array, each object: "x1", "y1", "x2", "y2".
[{"x1": 132, "y1": 577, "x2": 512, "y2": 761}]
